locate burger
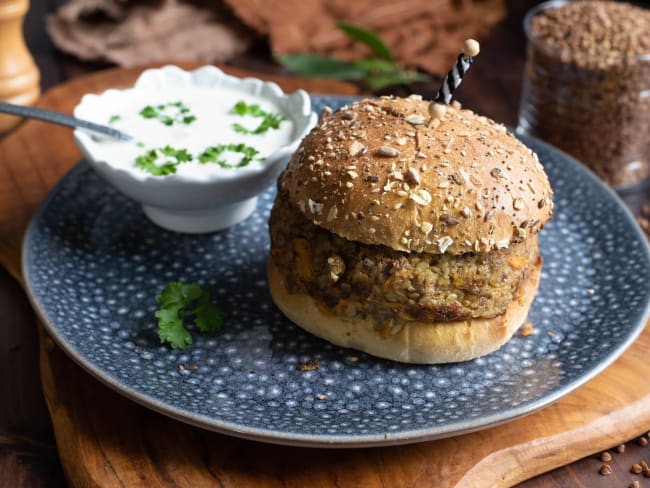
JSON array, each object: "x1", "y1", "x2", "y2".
[{"x1": 268, "y1": 96, "x2": 553, "y2": 364}]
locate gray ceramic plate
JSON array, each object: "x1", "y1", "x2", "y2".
[{"x1": 23, "y1": 96, "x2": 650, "y2": 447}]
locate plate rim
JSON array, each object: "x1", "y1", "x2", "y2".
[{"x1": 21, "y1": 114, "x2": 650, "y2": 449}]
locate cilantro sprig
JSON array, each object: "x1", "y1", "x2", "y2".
[
  {"x1": 135, "y1": 145, "x2": 193, "y2": 176},
  {"x1": 230, "y1": 101, "x2": 284, "y2": 135},
  {"x1": 155, "y1": 282, "x2": 224, "y2": 349},
  {"x1": 198, "y1": 143, "x2": 260, "y2": 168},
  {"x1": 139, "y1": 101, "x2": 197, "y2": 127}
]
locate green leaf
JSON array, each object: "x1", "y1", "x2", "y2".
[
  {"x1": 155, "y1": 306, "x2": 193, "y2": 350},
  {"x1": 365, "y1": 70, "x2": 430, "y2": 90},
  {"x1": 154, "y1": 282, "x2": 223, "y2": 349},
  {"x1": 275, "y1": 54, "x2": 366, "y2": 80},
  {"x1": 231, "y1": 100, "x2": 248, "y2": 115},
  {"x1": 175, "y1": 148, "x2": 193, "y2": 163},
  {"x1": 351, "y1": 58, "x2": 399, "y2": 75},
  {"x1": 336, "y1": 22, "x2": 394, "y2": 62},
  {"x1": 134, "y1": 146, "x2": 195, "y2": 176},
  {"x1": 228, "y1": 101, "x2": 285, "y2": 135},
  {"x1": 140, "y1": 106, "x2": 158, "y2": 119},
  {"x1": 276, "y1": 23, "x2": 430, "y2": 90},
  {"x1": 193, "y1": 292, "x2": 224, "y2": 332},
  {"x1": 197, "y1": 143, "x2": 260, "y2": 168},
  {"x1": 231, "y1": 122, "x2": 249, "y2": 135},
  {"x1": 139, "y1": 101, "x2": 196, "y2": 126},
  {"x1": 135, "y1": 149, "x2": 177, "y2": 176},
  {"x1": 231, "y1": 101, "x2": 266, "y2": 118},
  {"x1": 108, "y1": 114, "x2": 120, "y2": 124},
  {"x1": 197, "y1": 146, "x2": 222, "y2": 164}
]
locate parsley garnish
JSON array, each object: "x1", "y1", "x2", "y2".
[
  {"x1": 135, "y1": 145, "x2": 194, "y2": 176},
  {"x1": 198, "y1": 143, "x2": 260, "y2": 168},
  {"x1": 230, "y1": 100, "x2": 284, "y2": 135},
  {"x1": 159, "y1": 145, "x2": 192, "y2": 162},
  {"x1": 155, "y1": 282, "x2": 224, "y2": 349},
  {"x1": 139, "y1": 101, "x2": 197, "y2": 127},
  {"x1": 108, "y1": 114, "x2": 121, "y2": 124},
  {"x1": 140, "y1": 105, "x2": 158, "y2": 119}
]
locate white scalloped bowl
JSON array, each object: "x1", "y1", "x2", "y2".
[{"x1": 73, "y1": 65, "x2": 316, "y2": 233}]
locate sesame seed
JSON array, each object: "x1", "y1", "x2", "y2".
[
  {"x1": 409, "y1": 189, "x2": 432, "y2": 205},
  {"x1": 405, "y1": 114, "x2": 425, "y2": 126},
  {"x1": 451, "y1": 169, "x2": 468, "y2": 185},
  {"x1": 326, "y1": 206, "x2": 338, "y2": 222},
  {"x1": 437, "y1": 236, "x2": 453, "y2": 253},
  {"x1": 307, "y1": 199, "x2": 324, "y2": 214},
  {"x1": 405, "y1": 167, "x2": 420, "y2": 186},
  {"x1": 349, "y1": 141, "x2": 367, "y2": 157},
  {"x1": 376, "y1": 146, "x2": 400, "y2": 157},
  {"x1": 490, "y1": 167, "x2": 505, "y2": 179}
]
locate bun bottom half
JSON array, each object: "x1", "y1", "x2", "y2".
[{"x1": 268, "y1": 256, "x2": 541, "y2": 364}]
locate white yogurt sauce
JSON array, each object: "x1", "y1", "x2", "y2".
[{"x1": 91, "y1": 87, "x2": 295, "y2": 179}]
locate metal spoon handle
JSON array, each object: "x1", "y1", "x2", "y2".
[{"x1": 0, "y1": 102, "x2": 133, "y2": 141}]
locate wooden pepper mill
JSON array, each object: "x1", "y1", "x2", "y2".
[{"x1": 0, "y1": 0, "x2": 40, "y2": 133}]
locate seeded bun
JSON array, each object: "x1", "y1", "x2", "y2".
[
  {"x1": 268, "y1": 255, "x2": 541, "y2": 363},
  {"x1": 279, "y1": 96, "x2": 553, "y2": 255}
]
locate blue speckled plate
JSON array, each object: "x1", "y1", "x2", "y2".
[{"x1": 23, "y1": 96, "x2": 650, "y2": 447}]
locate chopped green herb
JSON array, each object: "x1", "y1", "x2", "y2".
[
  {"x1": 108, "y1": 114, "x2": 121, "y2": 124},
  {"x1": 160, "y1": 145, "x2": 192, "y2": 162},
  {"x1": 134, "y1": 146, "x2": 194, "y2": 176},
  {"x1": 134, "y1": 142, "x2": 260, "y2": 175},
  {"x1": 229, "y1": 101, "x2": 285, "y2": 135},
  {"x1": 198, "y1": 143, "x2": 260, "y2": 168},
  {"x1": 140, "y1": 106, "x2": 158, "y2": 119},
  {"x1": 139, "y1": 101, "x2": 197, "y2": 127},
  {"x1": 155, "y1": 282, "x2": 224, "y2": 349},
  {"x1": 232, "y1": 100, "x2": 266, "y2": 117},
  {"x1": 136, "y1": 141, "x2": 145, "y2": 148}
]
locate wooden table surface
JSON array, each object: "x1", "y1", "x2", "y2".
[{"x1": 1, "y1": 1, "x2": 649, "y2": 487}]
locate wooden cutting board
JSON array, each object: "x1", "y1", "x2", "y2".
[{"x1": 1, "y1": 64, "x2": 649, "y2": 488}]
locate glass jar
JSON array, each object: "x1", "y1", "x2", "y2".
[{"x1": 517, "y1": 0, "x2": 650, "y2": 191}]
